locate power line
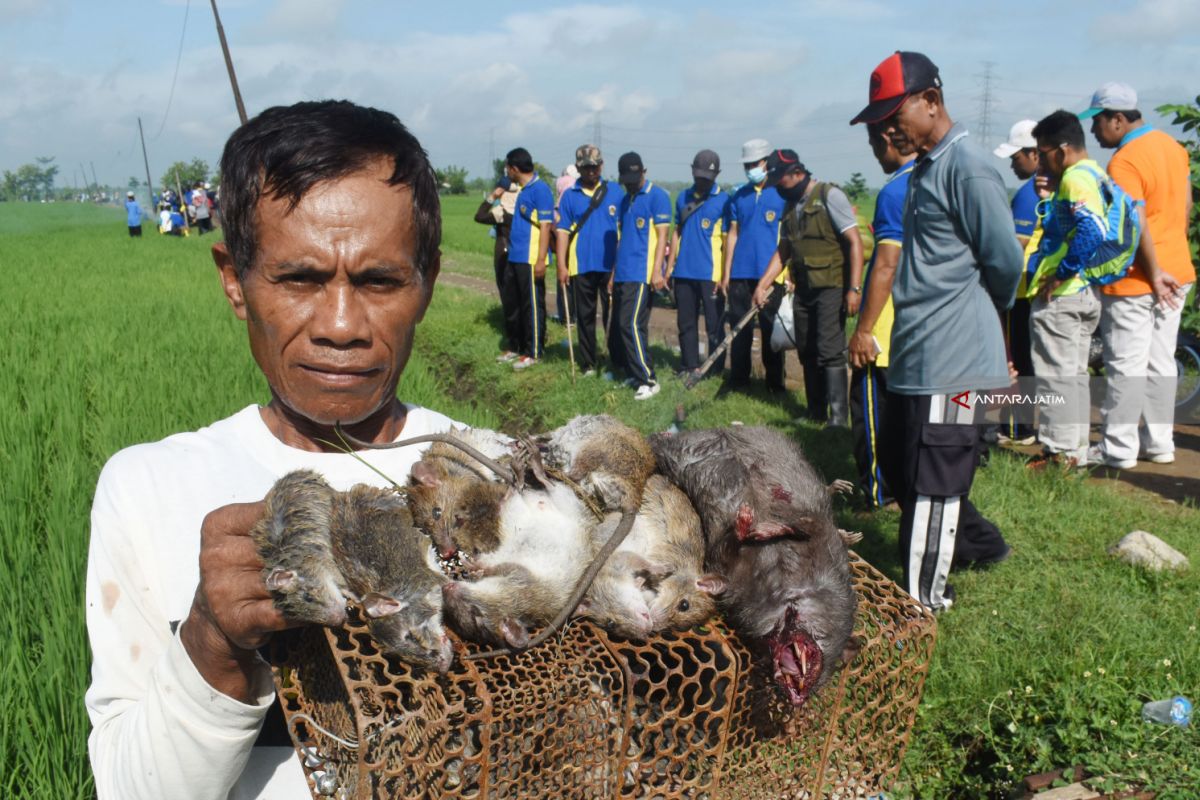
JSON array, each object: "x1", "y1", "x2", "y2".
[
  {"x1": 975, "y1": 61, "x2": 997, "y2": 147},
  {"x1": 153, "y1": 0, "x2": 190, "y2": 141}
]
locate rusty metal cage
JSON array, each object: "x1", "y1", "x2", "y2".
[{"x1": 268, "y1": 552, "x2": 936, "y2": 799}]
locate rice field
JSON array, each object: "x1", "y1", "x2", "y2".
[{"x1": 1, "y1": 201, "x2": 1197, "y2": 798}]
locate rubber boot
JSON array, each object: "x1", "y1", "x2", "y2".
[
  {"x1": 826, "y1": 366, "x2": 849, "y2": 428},
  {"x1": 803, "y1": 358, "x2": 827, "y2": 422}
]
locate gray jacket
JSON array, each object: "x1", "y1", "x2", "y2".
[{"x1": 889, "y1": 124, "x2": 1023, "y2": 395}]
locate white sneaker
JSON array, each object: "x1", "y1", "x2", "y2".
[
  {"x1": 1086, "y1": 444, "x2": 1136, "y2": 470},
  {"x1": 581, "y1": 368, "x2": 596, "y2": 377},
  {"x1": 634, "y1": 382, "x2": 661, "y2": 400},
  {"x1": 1142, "y1": 452, "x2": 1175, "y2": 464},
  {"x1": 496, "y1": 351, "x2": 519, "y2": 363},
  {"x1": 512, "y1": 356, "x2": 537, "y2": 370}
]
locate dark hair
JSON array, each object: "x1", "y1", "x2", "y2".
[
  {"x1": 505, "y1": 147, "x2": 535, "y2": 174},
  {"x1": 1100, "y1": 108, "x2": 1142, "y2": 123},
  {"x1": 1033, "y1": 110, "x2": 1086, "y2": 150},
  {"x1": 219, "y1": 100, "x2": 440, "y2": 279}
]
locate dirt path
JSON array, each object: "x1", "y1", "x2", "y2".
[{"x1": 438, "y1": 268, "x2": 1199, "y2": 507}]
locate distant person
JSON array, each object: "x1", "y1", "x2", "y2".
[
  {"x1": 474, "y1": 176, "x2": 522, "y2": 360},
  {"x1": 556, "y1": 144, "x2": 620, "y2": 376},
  {"x1": 722, "y1": 137, "x2": 787, "y2": 392},
  {"x1": 752, "y1": 149, "x2": 864, "y2": 425},
  {"x1": 124, "y1": 191, "x2": 143, "y2": 237},
  {"x1": 1023, "y1": 111, "x2": 1105, "y2": 469},
  {"x1": 1083, "y1": 82, "x2": 1193, "y2": 468},
  {"x1": 846, "y1": 122, "x2": 915, "y2": 508},
  {"x1": 993, "y1": 119, "x2": 1042, "y2": 446},
  {"x1": 851, "y1": 51, "x2": 1021, "y2": 611},
  {"x1": 191, "y1": 181, "x2": 213, "y2": 235},
  {"x1": 504, "y1": 147, "x2": 554, "y2": 370},
  {"x1": 613, "y1": 152, "x2": 671, "y2": 399},
  {"x1": 664, "y1": 149, "x2": 730, "y2": 382},
  {"x1": 552, "y1": 163, "x2": 580, "y2": 325}
]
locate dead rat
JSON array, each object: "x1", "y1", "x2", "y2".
[
  {"x1": 409, "y1": 457, "x2": 509, "y2": 561},
  {"x1": 329, "y1": 484, "x2": 453, "y2": 673},
  {"x1": 580, "y1": 475, "x2": 725, "y2": 639},
  {"x1": 440, "y1": 481, "x2": 596, "y2": 649},
  {"x1": 251, "y1": 470, "x2": 350, "y2": 627},
  {"x1": 540, "y1": 414, "x2": 657, "y2": 513},
  {"x1": 650, "y1": 426, "x2": 858, "y2": 706}
]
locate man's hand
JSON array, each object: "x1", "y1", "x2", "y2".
[
  {"x1": 557, "y1": 265, "x2": 569, "y2": 285},
  {"x1": 848, "y1": 329, "x2": 878, "y2": 369},
  {"x1": 1150, "y1": 270, "x2": 1184, "y2": 310},
  {"x1": 488, "y1": 186, "x2": 505, "y2": 202},
  {"x1": 751, "y1": 284, "x2": 771, "y2": 308},
  {"x1": 1037, "y1": 278, "x2": 1063, "y2": 304},
  {"x1": 181, "y1": 501, "x2": 288, "y2": 703},
  {"x1": 845, "y1": 289, "x2": 861, "y2": 317},
  {"x1": 652, "y1": 272, "x2": 668, "y2": 291},
  {"x1": 716, "y1": 279, "x2": 728, "y2": 298},
  {"x1": 534, "y1": 259, "x2": 547, "y2": 280}
]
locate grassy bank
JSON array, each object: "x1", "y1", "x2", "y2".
[{"x1": 1, "y1": 201, "x2": 1195, "y2": 798}]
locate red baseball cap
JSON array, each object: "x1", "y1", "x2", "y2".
[{"x1": 850, "y1": 51, "x2": 942, "y2": 125}]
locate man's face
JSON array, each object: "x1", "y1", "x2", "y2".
[
  {"x1": 881, "y1": 90, "x2": 936, "y2": 156},
  {"x1": 1036, "y1": 141, "x2": 1066, "y2": 180},
  {"x1": 214, "y1": 158, "x2": 437, "y2": 429},
  {"x1": 1090, "y1": 112, "x2": 1124, "y2": 149},
  {"x1": 578, "y1": 162, "x2": 602, "y2": 189},
  {"x1": 1010, "y1": 148, "x2": 1039, "y2": 180},
  {"x1": 776, "y1": 170, "x2": 806, "y2": 190},
  {"x1": 868, "y1": 127, "x2": 901, "y2": 173}
]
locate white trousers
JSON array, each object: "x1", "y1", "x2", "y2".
[
  {"x1": 1099, "y1": 284, "x2": 1193, "y2": 461},
  {"x1": 1030, "y1": 287, "x2": 1100, "y2": 462}
]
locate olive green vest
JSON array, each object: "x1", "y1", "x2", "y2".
[{"x1": 784, "y1": 182, "x2": 844, "y2": 290}]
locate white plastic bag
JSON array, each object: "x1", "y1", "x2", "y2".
[{"x1": 770, "y1": 294, "x2": 797, "y2": 352}]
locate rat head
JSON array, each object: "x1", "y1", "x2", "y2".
[
  {"x1": 264, "y1": 565, "x2": 348, "y2": 627},
  {"x1": 409, "y1": 460, "x2": 506, "y2": 558},
  {"x1": 441, "y1": 581, "x2": 530, "y2": 649},
  {"x1": 577, "y1": 573, "x2": 656, "y2": 640},
  {"x1": 362, "y1": 586, "x2": 454, "y2": 673},
  {"x1": 649, "y1": 572, "x2": 725, "y2": 633}
]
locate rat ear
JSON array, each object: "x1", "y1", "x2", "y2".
[
  {"x1": 500, "y1": 618, "x2": 530, "y2": 649},
  {"x1": 264, "y1": 568, "x2": 296, "y2": 592},
  {"x1": 362, "y1": 592, "x2": 408, "y2": 618},
  {"x1": 696, "y1": 574, "x2": 727, "y2": 596},
  {"x1": 410, "y1": 461, "x2": 442, "y2": 489}
]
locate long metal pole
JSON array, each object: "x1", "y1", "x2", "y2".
[
  {"x1": 209, "y1": 0, "x2": 247, "y2": 124},
  {"x1": 89, "y1": 161, "x2": 100, "y2": 194},
  {"x1": 137, "y1": 117, "x2": 155, "y2": 208}
]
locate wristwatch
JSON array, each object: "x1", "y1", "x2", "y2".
[{"x1": 848, "y1": 286, "x2": 862, "y2": 293}]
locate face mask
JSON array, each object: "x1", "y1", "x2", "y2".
[
  {"x1": 745, "y1": 165, "x2": 767, "y2": 185},
  {"x1": 693, "y1": 177, "x2": 715, "y2": 197},
  {"x1": 776, "y1": 174, "x2": 811, "y2": 203}
]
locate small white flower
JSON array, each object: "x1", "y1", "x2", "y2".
[
  {"x1": 1162, "y1": 659, "x2": 1172, "y2": 667},
  {"x1": 1025, "y1": 685, "x2": 1033, "y2": 695},
  {"x1": 1083, "y1": 671, "x2": 1092, "y2": 678}
]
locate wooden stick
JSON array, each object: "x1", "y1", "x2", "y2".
[{"x1": 561, "y1": 280, "x2": 576, "y2": 385}]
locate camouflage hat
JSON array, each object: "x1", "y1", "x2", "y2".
[{"x1": 575, "y1": 144, "x2": 603, "y2": 167}]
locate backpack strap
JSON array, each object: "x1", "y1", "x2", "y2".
[{"x1": 567, "y1": 182, "x2": 609, "y2": 246}]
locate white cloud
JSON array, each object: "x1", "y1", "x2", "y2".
[{"x1": 1091, "y1": 0, "x2": 1200, "y2": 42}]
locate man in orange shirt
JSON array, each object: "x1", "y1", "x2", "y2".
[{"x1": 1083, "y1": 82, "x2": 1194, "y2": 469}]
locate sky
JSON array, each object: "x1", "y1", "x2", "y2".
[{"x1": 2, "y1": 0, "x2": 1198, "y2": 193}]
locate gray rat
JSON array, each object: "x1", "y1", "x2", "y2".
[
  {"x1": 540, "y1": 414, "x2": 657, "y2": 513},
  {"x1": 329, "y1": 484, "x2": 453, "y2": 673},
  {"x1": 440, "y1": 481, "x2": 596, "y2": 649},
  {"x1": 580, "y1": 475, "x2": 725, "y2": 639},
  {"x1": 251, "y1": 470, "x2": 350, "y2": 627},
  {"x1": 407, "y1": 427, "x2": 516, "y2": 559},
  {"x1": 650, "y1": 426, "x2": 858, "y2": 706}
]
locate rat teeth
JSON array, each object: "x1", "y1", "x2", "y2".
[{"x1": 793, "y1": 642, "x2": 808, "y2": 677}]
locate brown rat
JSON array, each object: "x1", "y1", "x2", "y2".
[
  {"x1": 580, "y1": 475, "x2": 724, "y2": 639},
  {"x1": 650, "y1": 426, "x2": 857, "y2": 706},
  {"x1": 329, "y1": 484, "x2": 453, "y2": 673},
  {"x1": 440, "y1": 481, "x2": 596, "y2": 649},
  {"x1": 251, "y1": 470, "x2": 350, "y2": 627},
  {"x1": 540, "y1": 414, "x2": 657, "y2": 513}
]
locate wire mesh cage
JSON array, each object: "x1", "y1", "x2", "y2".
[{"x1": 268, "y1": 552, "x2": 936, "y2": 799}]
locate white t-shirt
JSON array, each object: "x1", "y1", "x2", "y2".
[{"x1": 85, "y1": 404, "x2": 459, "y2": 799}]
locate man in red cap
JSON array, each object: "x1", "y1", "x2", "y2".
[{"x1": 850, "y1": 51, "x2": 1022, "y2": 612}]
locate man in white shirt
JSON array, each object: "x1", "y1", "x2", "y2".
[{"x1": 85, "y1": 100, "x2": 455, "y2": 799}]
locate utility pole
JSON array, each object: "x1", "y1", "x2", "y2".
[
  {"x1": 976, "y1": 61, "x2": 997, "y2": 146},
  {"x1": 593, "y1": 116, "x2": 602, "y2": 151},
  {"x1": 489, "y1": 126, "x2": 495, "y2": 174},
  {"x1": 137, "y1": 117, "x2": 155, "y2": 208},
  {"x1": 89, "y1": 161, "x2": 100, "y2": 195},
  {"x1": 209, "y1": 0, "x2": 248, "y2": 124}
]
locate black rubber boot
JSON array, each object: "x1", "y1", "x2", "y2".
[
  {"x1": 826, "y1": 366, "x2": 849, "y2": 428},
  {"x1": 803, "y1": 358, "x2": 827, "y2": 421}
]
